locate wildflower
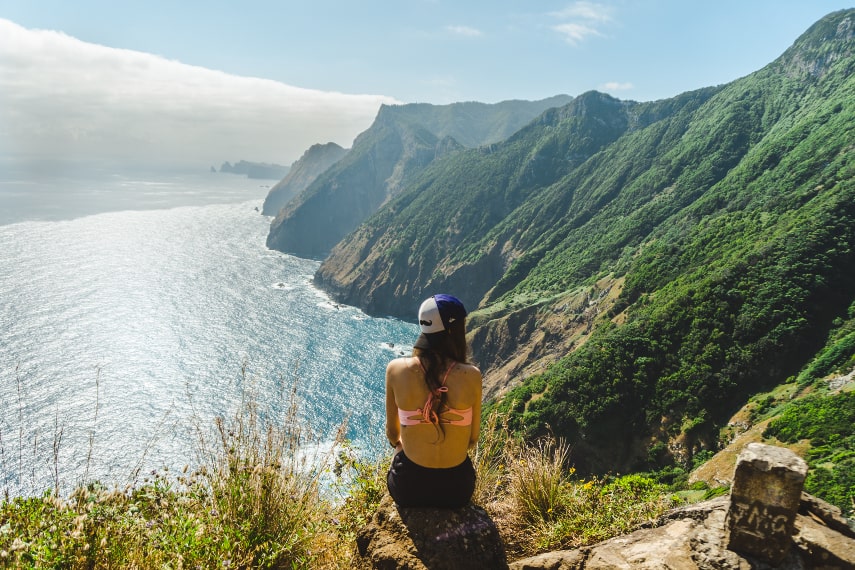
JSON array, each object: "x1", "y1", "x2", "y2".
[{"x1": 10, "y1": 538, "x2": 27, "y2": 552}]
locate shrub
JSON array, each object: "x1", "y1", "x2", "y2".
[{"x1": 508, "y1": 438, "x2": 571, "y2": 525}]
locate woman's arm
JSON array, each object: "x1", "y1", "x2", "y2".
[
  {"x1": 385, "y1": 362, "x2": 401, "y2": 449},
  {"x1": 469, "y1": 368, "x2": 483, "y2": 449}
]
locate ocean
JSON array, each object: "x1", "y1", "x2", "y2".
[{"x1": 0, "y1": 173, "x2": 414, "y2": 496}]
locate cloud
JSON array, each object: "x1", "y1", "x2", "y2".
[
  {"x1": 601, "y1": 81, "x2": 634, "y2": 91},
  {"x1": 550, "y1": 1, "x2": 613, "y2": 45},
  {"x1": 550, "y1": 2, "x2": 613, "y2": 23},
  {"x1": 0, "y1": 18, "x2": 399, "y2": 174},
  {"x1": 552, "y1": 23, "x2": 603, "y2": 45},
  {"x1": 445, "y1": 25, "x2": 484, "y2": 37}
]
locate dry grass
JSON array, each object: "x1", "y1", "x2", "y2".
[
  {"x1": 474, "y1": 408, "x2": 678, "y2": 558},
  {"x1": 0, "y1": 386, "x2": 678, "y2": 568},
  {"x1": 0, "y1": 373, "x2": 362, "y2": 569}
]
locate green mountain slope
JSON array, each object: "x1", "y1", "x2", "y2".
[
  {"x1": 314, "y1": 88, "x2": 720, "y2": 315},
  {"x1": 266, "y1": 96, "x2": 572, "y2": 259},
  {"x1": 315, "y1": 9, "x2": 855, "y2": 472}
]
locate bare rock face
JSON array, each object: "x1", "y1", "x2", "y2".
[
  {"x1": 508, "y1": 443, "x2": 855, "y2": 569},
  {"x1": 356, "y1": 495, "x2": 508, "y2": 570}
]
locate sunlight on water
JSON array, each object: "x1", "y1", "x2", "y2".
[{"x1": 0, "y1": 184, "x2": 415, "y2": 496}]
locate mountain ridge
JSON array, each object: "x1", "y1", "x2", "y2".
[
  {"x1": 312, "y1": 9, "x2": 855, "y2": 474},
  {"x1": 264, "y1": 96, "x2": 573, "y2": 259}
]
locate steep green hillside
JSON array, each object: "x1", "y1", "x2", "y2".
[
  {"x1": 315, "y1": 9, "x2": 855, "y2": 472},
  {"x1": 266, "y1": 96, "x2": 572, "y2": 259},
  {"x1": 502, "y1": 9, "x2": 855, "y2": 471},
  {"x1": 315, "y1": 88, "x2": 721, "y2": 317}
]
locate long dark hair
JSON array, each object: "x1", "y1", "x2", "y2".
[{"x1": 412, "y1": 319, "x2": 469, "y2": 439}]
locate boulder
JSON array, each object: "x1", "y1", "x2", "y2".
[
  {"x1": 724, "y1": 442, "x2": 808, "y2": 564},
  {"x1": 356, "y1": 495, "x2": 508, "y2": 569}
]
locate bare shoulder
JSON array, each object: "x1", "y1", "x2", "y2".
[
  {"x1": 386, "y1": 356, "x2": 415, "y2": 376},
  {"x1": 457, "y1": 362, "x2": 482, "y2": 381}
]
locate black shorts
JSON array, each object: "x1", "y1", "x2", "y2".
[{"x1": 386, "y1": 450, "x2": 476, "y2": 508}]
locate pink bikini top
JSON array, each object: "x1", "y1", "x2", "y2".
[{"x1": 398, "y1": 358, "x2": 473, "y2": 427}]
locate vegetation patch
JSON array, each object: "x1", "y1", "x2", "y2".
[{"x1": 763, "y1": 390, "x2": 855, "y2": 516}]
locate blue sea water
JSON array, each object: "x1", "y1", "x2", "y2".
[{"x1": 0, "y1": 174, "x2": 414, "y2": 496}]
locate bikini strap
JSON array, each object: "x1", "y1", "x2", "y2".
[{"x1": 412, "y1": 357, "x2": 456, "y2": 425}]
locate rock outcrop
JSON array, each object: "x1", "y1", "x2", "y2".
[
  {"x1": 724, "y1": 443, "x2": 808, "y2": 563},
  {"x1": 356, "y1": 495, "x2": 508, "y2": 570},
  {"x1": 219, "y1": 160, "x2": 289, "y2": 180},
  {"x1": 508, "y1": 494, "x2": 855, "y2": 569},
  {"x1": 509, "y1": 444, "x2": 855, "y2": 569}
]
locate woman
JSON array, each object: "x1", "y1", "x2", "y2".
[{"x1": 385, "y1": 294, "x2": 483, "y2": 508}]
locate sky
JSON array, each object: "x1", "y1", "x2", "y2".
[{"x1": 0, "y1": 1, "x2": 851, "y2": 175}]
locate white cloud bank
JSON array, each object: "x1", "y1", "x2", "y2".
[{"x1": 0, "y1": 19, "x2": 398, "y2": 175}]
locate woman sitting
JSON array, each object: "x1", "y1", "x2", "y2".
[{"x1": 385, "y1": 294, "x2": 483, "y2": 508}]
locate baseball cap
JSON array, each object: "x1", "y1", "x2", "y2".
[{"x1": 418, "y1": 294, "x2": 467, "y2": 334}]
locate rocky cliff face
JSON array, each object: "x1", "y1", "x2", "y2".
[
  {"x1": 773, "y1": 8, "x2": 854, "y2": 79},
  {"x1": 266, "y1": 111, "x2": 462, "y2": 259},
  {"x1": 261, "y1": 142, "x2": 347, "y2": 216},
  {"x1": 266, "y1": 96, "x2": 574, "y2": 259}
]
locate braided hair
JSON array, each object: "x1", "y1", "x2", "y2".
[{"x1": 412, "y1": 318, "x2": 469, "y2": 441}]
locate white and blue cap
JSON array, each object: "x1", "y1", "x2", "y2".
[{"x1": 418, "y1": 294, "x2": 467, "y2": 334}]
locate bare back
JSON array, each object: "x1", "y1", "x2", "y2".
[{"x1": 385, "y1": 356, "x2": 482, "y2": 468}]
